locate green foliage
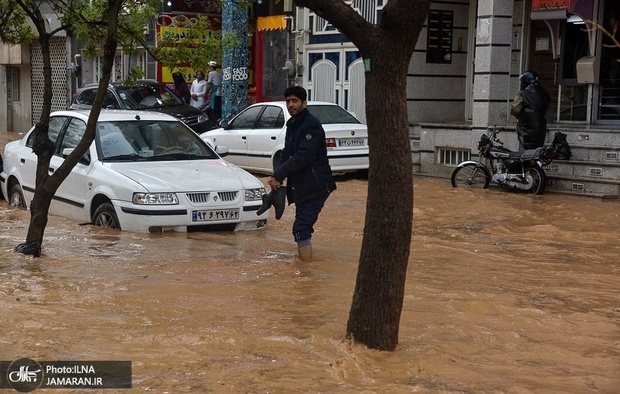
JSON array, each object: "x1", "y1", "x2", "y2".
[
  {"x1": 64, "y1": 0, "x2": 160, "y2": 84},
  {"x1": 64, "y1": 0, "x2": 158, "y2": 60},
  {"x1": 0, "y1": 0, "x2": 35, "y2": 44}
]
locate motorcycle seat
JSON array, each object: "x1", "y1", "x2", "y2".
[{"x1": 509, "y1": 148, "x2": 541, "y2": 159}]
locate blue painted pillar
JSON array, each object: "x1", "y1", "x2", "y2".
[{"x1": 222, "y1": 0, "x2": 249, "y2": 119}]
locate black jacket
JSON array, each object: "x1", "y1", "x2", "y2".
[
  {"x1": 515, "y1": 84, "x2": 550, "y2": 148},
  {"x1": 273, "y1": 108, "x2": 336, "y2": 206}
]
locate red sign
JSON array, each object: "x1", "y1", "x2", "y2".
[{"x1": 531, "y1": 0, "x2": 571, "y2": 11}]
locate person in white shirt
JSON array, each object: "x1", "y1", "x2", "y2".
[
  {"x1": 205, "y1": 61, "x2": 222, "y2": 120},
  {"x1": 190, "y1": 70, "x2": 207, "y2": 109}
]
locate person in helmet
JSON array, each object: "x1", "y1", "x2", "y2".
[
  {"x1": 511, "y1": 70, "x2": 550, "y2": 149},
  {"x1": 205, "y1": 60, "x2": 222, "y2": 121}
]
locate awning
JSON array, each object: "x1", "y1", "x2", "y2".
[
  {"x1": 257, "y1": 15, "x2": 287, "y2": 31},
  {"x1": 531, "y1": 0, "x2": 572, "y2": 20}
]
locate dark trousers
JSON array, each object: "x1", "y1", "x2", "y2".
[{"x1": 292, "y1": 195, "x2": 328, "y2": 243}]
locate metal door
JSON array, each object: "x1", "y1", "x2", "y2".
[{"x1": 306, "y1": 49, "x2": 365, "y2": 122}]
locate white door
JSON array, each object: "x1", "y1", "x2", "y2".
[
  {"x1": 306, "y1": 49, "x2": 365, "y2": 122},
  {"x1": 245, "y1": 104, "x2": 286, "y2": 173},
  {"x1": 311, "y1": 59, "x2": 337, "y2": 102},
  {"x1": 347, "y1": 59, "x2": 366, "y2": 123},
  {"x1": 50, "y1": 118, "x2": 93, "y2": 223},
  {"x1": 215, "y1": 105, "x2": 266, "y2": 167}
]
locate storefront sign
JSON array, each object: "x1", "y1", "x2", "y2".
[{"x1": 532, "y1": 0, "x2": 571, "y2": 12}]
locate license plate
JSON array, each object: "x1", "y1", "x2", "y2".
[
  {"x1": 192, "y1": 209, "x2": 239, "y2": 222},
  {"x1": 338, "y1": 139, "x2": 365, "y2": 147}
]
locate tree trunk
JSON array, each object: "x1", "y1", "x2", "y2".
[
  {"x1": 15, "y1": 0, "x2": 123, "y2": 256},
  {"x1": 296, "y1": 0, "x2": 430, "y2": 350},
  {"x1": 15, "y1": 4, "x2": 56, "y2": 256},
  {"x1": 345, "y1": 53, "x2": 414, "y2": 350}
]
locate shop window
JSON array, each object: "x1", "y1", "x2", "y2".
[
  {"x1": 557, "y1": 21, "x2": 589, "y2": 121},
  {"x1": 559, "y1": 22, "x2": 589, "y2": 83}
]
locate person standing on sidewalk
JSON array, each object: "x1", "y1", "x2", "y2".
[
  {"x1": 189, "y1": 70, "x2": 207, "y2": 109},
  {"x1": 205, "y1": 61, "x2": 222, "y2": 121},
  {"x1": 511, "y1": 70, "x2": 550, "y2": 149},
  {"x1": 268, "y1": 86, "x2": 336, "y2": 262}
]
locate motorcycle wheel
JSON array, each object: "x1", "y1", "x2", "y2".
[
  {"x1": 524, "y1": 166, "x2": 546, "y2": 195},
  {"x1": 451, "y1": 163, "x2": 490, "y2": 189}
]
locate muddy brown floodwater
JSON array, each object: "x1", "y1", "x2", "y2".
[{"x1": 1, "y1": 130, "x2": 619, "y2": 393}]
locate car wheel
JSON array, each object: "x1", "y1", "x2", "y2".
[
  {"x1": 9, "y1": 184, "x2": 26, "y2": 209},
  {"x1": 93, "y1": 202, "x2": 121, "y2": 229}
]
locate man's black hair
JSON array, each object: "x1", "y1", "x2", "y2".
[{"x1": 284, "y1": 86, "x2": 307, "y2": 102}]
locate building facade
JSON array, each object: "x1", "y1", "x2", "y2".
[
  {"x1": 292, "y1": 0, "x2": 620, "y2": 196},
  {"x1": 2, "y1": 0, "x2": 618, "y2": 196}
]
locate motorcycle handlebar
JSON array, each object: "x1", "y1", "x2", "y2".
[{"x1": 489, "y1": 129, "x2": 503, "y2": 145}]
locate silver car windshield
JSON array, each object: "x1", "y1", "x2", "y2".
[{"x1": 97, "y1": 120, "x2": 217, "y2": 161}]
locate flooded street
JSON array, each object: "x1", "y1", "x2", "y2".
[{"x1": 1, "y1": 130, "x2": 620, "y2": 393}]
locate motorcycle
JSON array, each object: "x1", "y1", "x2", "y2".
[{"x1": 451, "y1": 128, "x2": 555, "y2": 195}]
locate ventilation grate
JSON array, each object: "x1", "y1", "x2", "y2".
[
  {"x1": 31, "y1": 38, "x2": 69, "y2": 126},
  {"x1": 589, "y1": 168, "x2": 603, "y2": 177},
  {"x1": 437, "y1": 148, "x2": 470, "y2": 165},
  {"x1": 572, "y1": 183, "x2": 585, "y2": 191},
  {"x1": 215, "y1": 191, "x2": 238, "y2": 202},
  {"x1": 186, "y1": 192, "x2": 210, "y2": 204}
]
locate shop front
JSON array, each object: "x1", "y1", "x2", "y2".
[{"x1": 528, "y1": 0, "x2": 619, "y2": 125}]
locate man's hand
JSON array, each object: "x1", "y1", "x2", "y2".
[{"x1": 268, "y1": 177, "x2": 281, "y2": 191}]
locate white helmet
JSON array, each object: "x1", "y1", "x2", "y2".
[{"x1": 208, "y1": 61, "x2": 217, "y2": 67}]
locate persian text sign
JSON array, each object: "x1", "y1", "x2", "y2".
[{"x1": 532, "y1": 0, "x2": 571, "y2": 11}]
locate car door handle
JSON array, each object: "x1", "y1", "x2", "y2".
[
  {"x1": 271, "y1": 136, "x2": 276, "y2": 140},
  {"x1": 21, "y1": 158, "x2": 25, "y2": 164},
  {"x1": 242, "y1": 136, "x2": 246, "y2": 140}
]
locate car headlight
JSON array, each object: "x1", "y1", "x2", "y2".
[
  {"x1": 245, "y1": 188, "x2": 265, "y2": 202},
  {"x1": 133, "y1": 192, "x2": 179, "y2": 205},
  {"x1": 198, "y1": 113, "x2": 208, "y2": 123}
]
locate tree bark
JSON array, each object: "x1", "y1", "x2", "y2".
[{"x1": 296, "y1": 0, "x2": 431, "y2": 350}]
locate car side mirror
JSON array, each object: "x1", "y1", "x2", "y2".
[
  {"x1": 219, "y1": 119, "x2": 229, "y2": 129},
  {"x1": 215, "y1": 145, "x2": 229, "y2": 158},
  {"x1": 62, "y1": 148, "x2": 91, "y2": 165}
]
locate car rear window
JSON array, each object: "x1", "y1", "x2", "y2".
[
  {"x1": 307, "y1": 105, "x2": 361, "y2": 124},
  {"x1": 76, "y1": 89, "x2": 96, "y2": 106}
]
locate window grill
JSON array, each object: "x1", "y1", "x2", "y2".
[{"x1": 437, "y1": 148, "x2": 470, "y2": 165}]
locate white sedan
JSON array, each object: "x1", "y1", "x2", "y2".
[
  {"x1": 0, "y1": 110, "x2": 268, "y2": 233},
  {"x1": 201, "y1": 101, "x2": 369, "y2": 174}
]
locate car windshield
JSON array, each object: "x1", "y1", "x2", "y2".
[
  {"x1": 97, "y1": 120, "x2": 218, "y2": 161},
  {"x1": 116, "y1": 84, "x2": 183, "y2": 110},
  {"x1": 307, "y1": 105, "x2": 361, "y2": 124}
]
